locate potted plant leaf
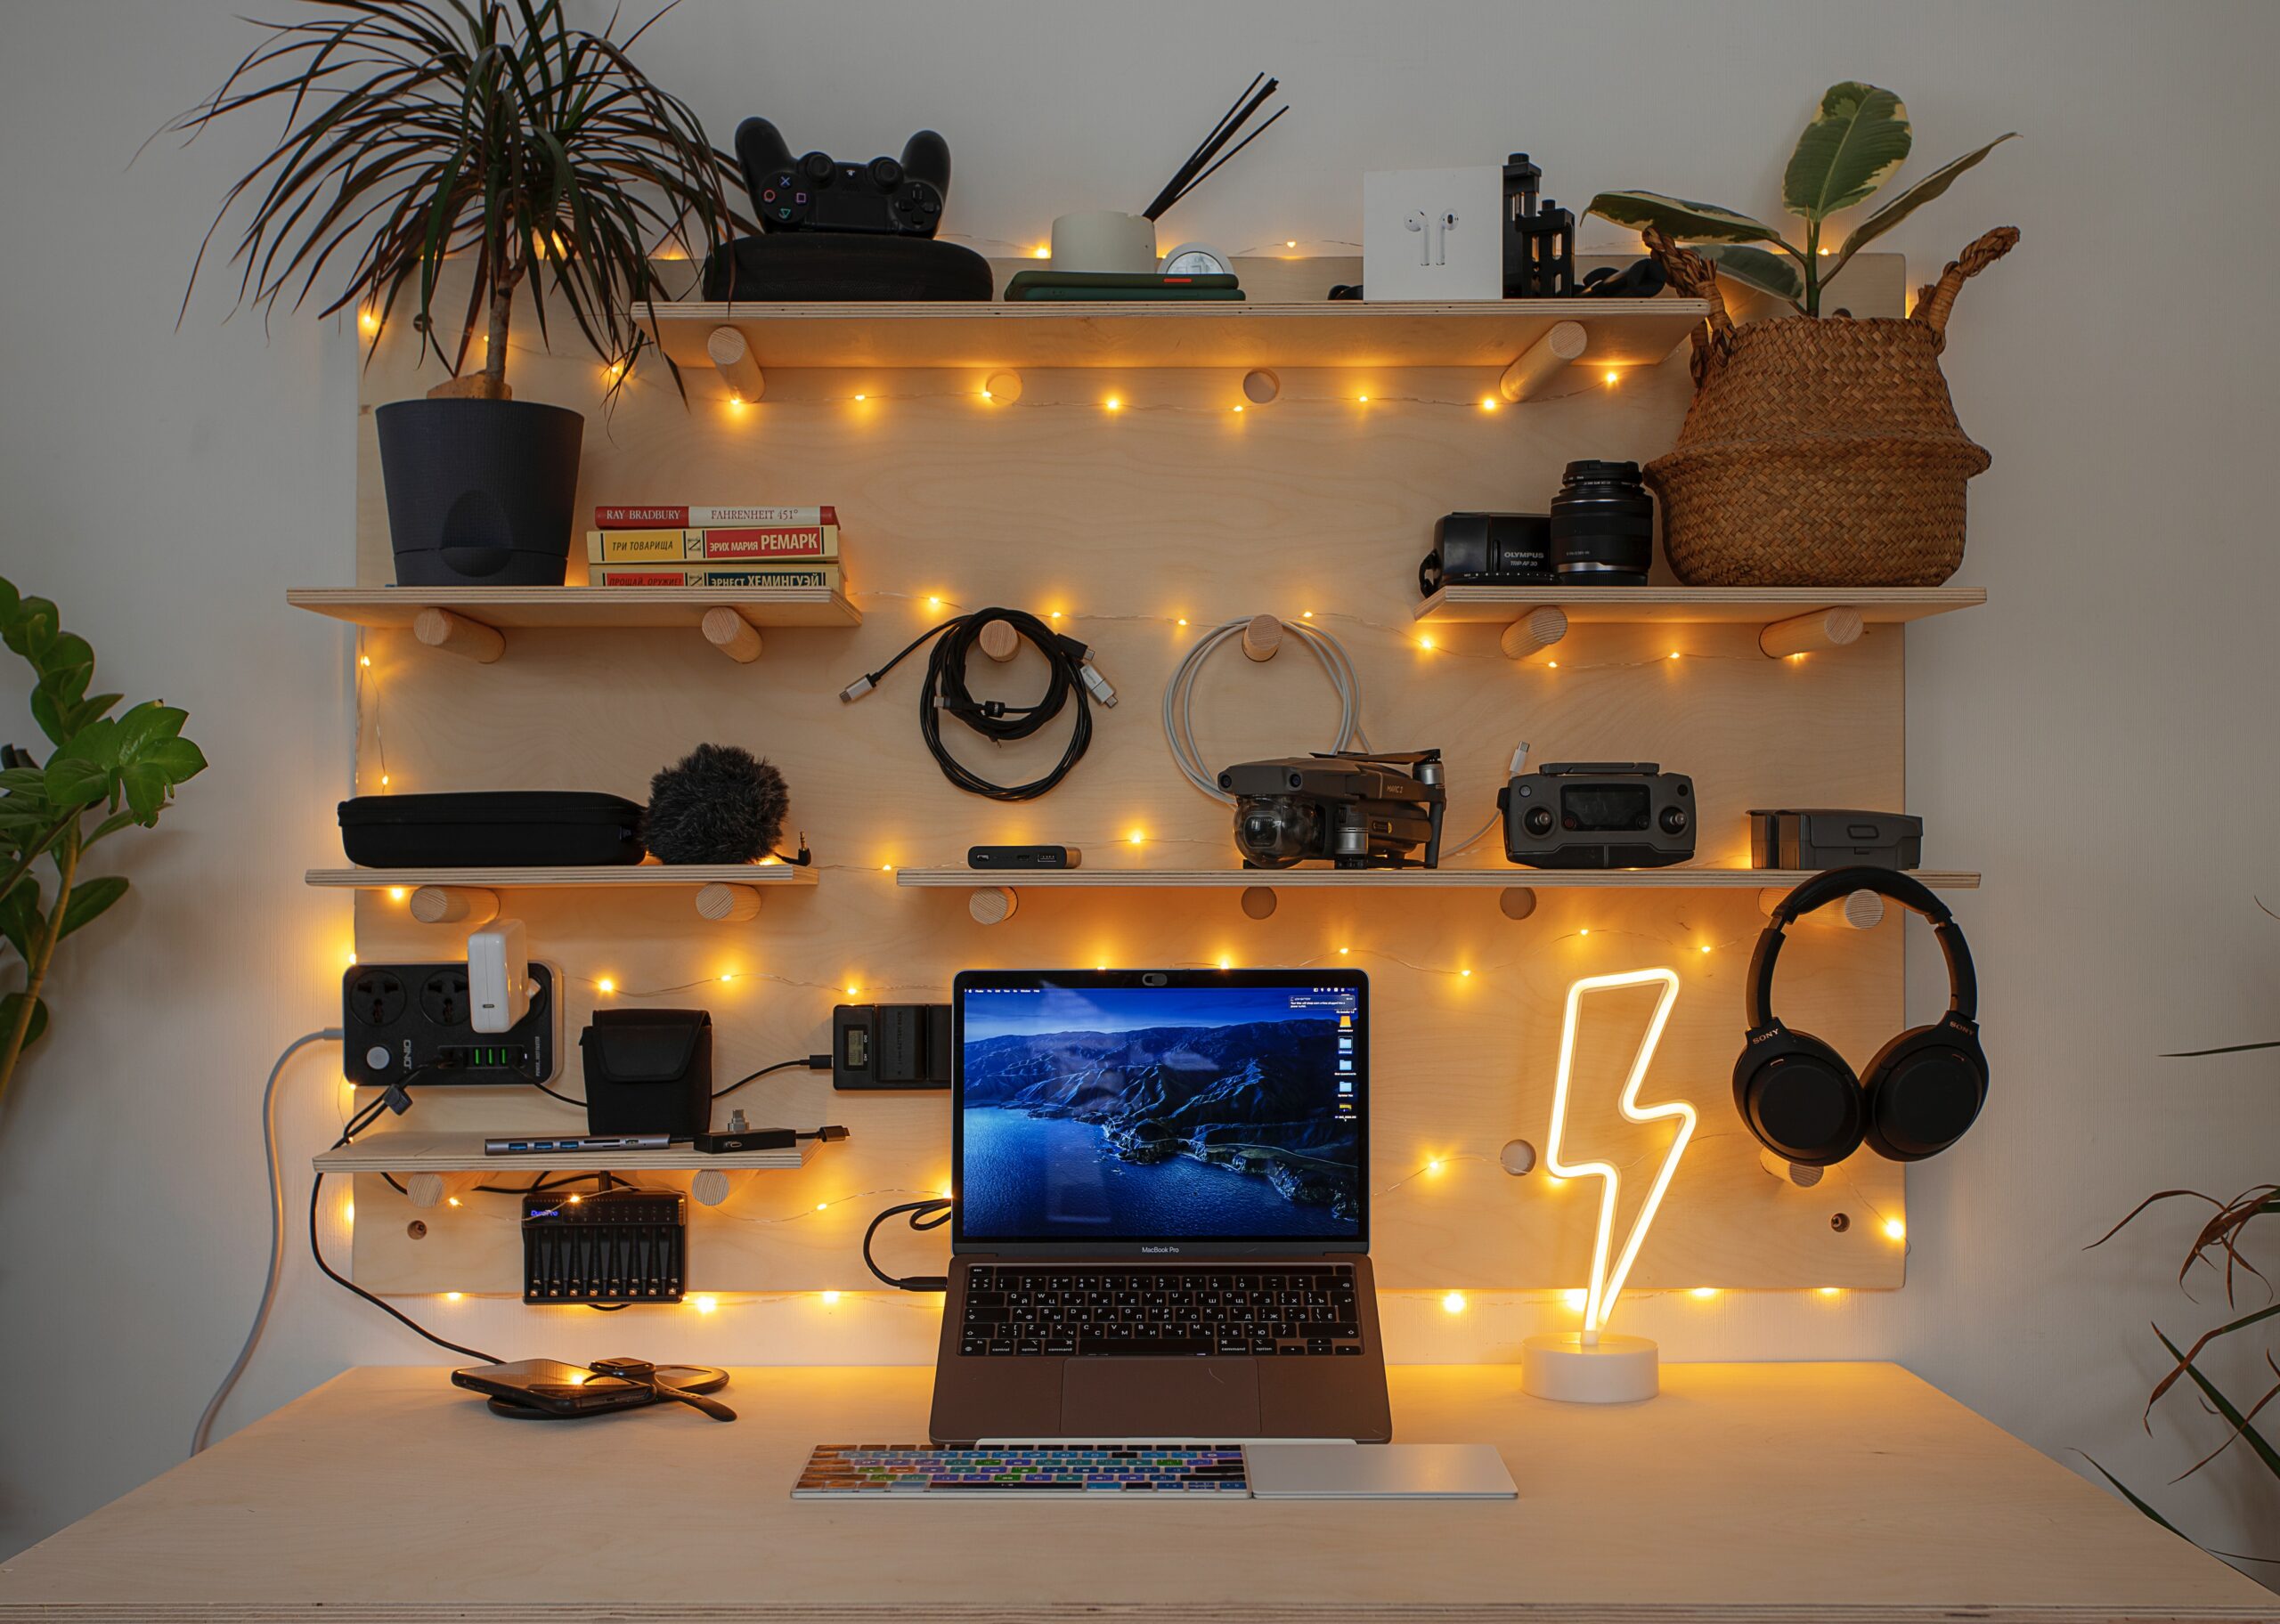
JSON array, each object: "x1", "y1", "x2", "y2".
[
  {"x1": 170, "y1": 0, "x2": 745, "y2": 586},
  {"x1": 1, "y1": 579, "x2": 207, "y2": 1117},
  {"x1": 1588, "y1": 84, "x2": 2017, "y2": 588}
]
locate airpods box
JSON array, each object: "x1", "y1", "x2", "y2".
[{"x1": 1363, "y1": 166, "x2": 1503, "y2": 300}]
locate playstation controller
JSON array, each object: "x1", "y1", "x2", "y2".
[{"x1": 735, "y1": 118, "x2": 949, "y2": 238}]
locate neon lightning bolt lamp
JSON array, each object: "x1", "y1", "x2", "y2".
[{"x1": 1522, "y1": 966, "x2": 1696, "y2": 1404}]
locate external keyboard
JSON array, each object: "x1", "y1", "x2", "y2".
[
  {"x1": 795, "y1": 1444, "x2": 1250, "y2": 1496},
  {"x1": 957, "y1": 1263, "x2": 1363, "y2": 1358}
]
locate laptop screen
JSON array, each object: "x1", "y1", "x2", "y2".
[{"x1": 952, "y1": 970, "x2": 1365, "y2": 1248}]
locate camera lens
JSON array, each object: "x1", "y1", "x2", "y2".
[
  {"x1": 1233, "y1": 795, "x2": 1320, "y2": 868},
  {"x1": 1550, "y1": 460, "x2": 1654, "y2": 585}
]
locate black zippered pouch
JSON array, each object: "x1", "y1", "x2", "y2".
[{"x1": 338, "y1": 791, "x2": 647, "y2": 868}]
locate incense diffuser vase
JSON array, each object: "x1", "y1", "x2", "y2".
[{"x1": 1049, "y1": 211, "x2": 1158, "y2": 274}]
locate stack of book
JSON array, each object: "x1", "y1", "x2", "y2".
[
  {"x1": 586, "y1": 505, "x2": 843, "y2": 591},
  {"x1": 1000, "y1": 269, "x2": 1244, "y2": 303}
]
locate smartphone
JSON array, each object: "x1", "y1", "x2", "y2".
[{"x1": 451, "y1": 1359, "x2": 656, "y2": 1417}]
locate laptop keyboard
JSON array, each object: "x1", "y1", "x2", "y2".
[{"x1": 957, "y1": 1264, "x2": 1363, "y2": 1358}]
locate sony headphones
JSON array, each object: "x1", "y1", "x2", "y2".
[{"x1": 1734, "y1": 866, "x2": 1986, "y2": 1167}]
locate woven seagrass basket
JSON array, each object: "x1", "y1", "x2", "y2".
[{"x1": 1641, "y1": 225, "x2": 2017, "y2": 587}]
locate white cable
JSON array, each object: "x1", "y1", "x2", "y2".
[
  {"x1": 1162, "y1": 617, "x2": 1371, "y2": 804},
  {"x1": 191, "y1": 1027, "x2": 342, "y2": 1456}
]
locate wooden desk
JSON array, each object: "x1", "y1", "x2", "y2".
[{"x1": 1, "y1": 1363, "x2": 2268, "y2": 1621}]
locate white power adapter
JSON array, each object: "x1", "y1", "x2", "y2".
[{"x1": 467, "y1": 918, "x2": 539, "y2": 1035}]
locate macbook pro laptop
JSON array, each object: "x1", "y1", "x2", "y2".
[{"x1": 929, "y1": 968, "x2": 1391, "y2": 1443}]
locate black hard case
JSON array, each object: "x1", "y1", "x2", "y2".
[
  {"x1": 580, "y1": 1010, "x2": 714, "y2": 1137},
  {"x1": 338, "y1": 792, "x2": 647, "y2": 868}
]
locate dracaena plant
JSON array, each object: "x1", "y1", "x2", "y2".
[
  {"x1": 0, "y1": 580, "x2": 208, "y2": 1116},
  {"x1": 1589, "y1": 83, "x2": 2015, "y2": 316},
  {"x1": 167, "y1": 0, "x2": 745, "y2": 396}
]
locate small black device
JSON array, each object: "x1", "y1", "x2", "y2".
[
  {"x1": 1419, "y1": 512, "x2": 1553, "y2": 595},
  {"x1": 1750, "y1": 808, "x2": 1924, "y2": 871},
  {"x1": 735, "y1": 117, "x2": 949, "y2": 238},
  {"x1": 520, "y1": 1188, "x2": 686, "y2": 1303},
  {"x1": 1549, "y1": 460, "x2": 1656, "y2": 585},
  {"x1": 1219, "y1": 749, "x2": 1446, "y2": 870},
  {"x1": 338, "y1": 791, "x2": 645, "y2": 867},
  {"x1": 1500, "y1": 761, "x2": 1695, "y2": 869},
  {"x1": 695, "y1": 1123, "x2": 849, "y2": 1155},
  {"x1": 343, "y1": 962, "x2": 559, "y2": 1087},
  {"x1": 967, "y1": 844, "x2": 1082, "y2": 869},
  {"x1": 579, "y1": 1009, "x2": 713, "y2": 1137},
  {"x1": 834, "y1": 1003, "x2": 953, "y2": 1092},
  {"x1": 1737, "y1": 867, "x2": 1986, "y2": 1167},
  {"x1": 1502, "y1": 153, "x2": 1575, "y2": 298},
  {"x1": 452, "y1": 1358, "x2": 732, "y2": 1422},
  {"x1": 1576, "y1": 257, "x2": 1669, "y2": 298}
]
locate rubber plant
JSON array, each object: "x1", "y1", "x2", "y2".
[
  {"x1": 2083, "y1": 1012, "x2": 2278, "y2": 1571},
  {"x1": 1587, "y1": 83, "x2": 2015, "y2": 314},
  {"x1": 0, "y1": 579, "x2": 207, "y2": 1114}
]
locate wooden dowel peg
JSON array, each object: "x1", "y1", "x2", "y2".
[
  {"x1": 1759, "y1": 606, "x2": 1864, "y2": 660},
  {"x1": 410, "y1": 886, "x2": 498, "y2": 927},
  {"x1": 1499, "y1": 886, "x2": 1538, "y2": 921},
  {"x1": 1498, "y1": 320, "x2": 1589, "y2": 402},
  {"x1": 1498, "y1": 605, "x2": 1568, "y2": 662},
  {"x1": 404, "y1": 1172, "x2": 476, "y2": 1209},
  {"x1": 706, "y1": 324, "x2": 764, "y2": 402},
  {"x1": 983, "y1": 370, "x2": 1023, "y2": 403},
  {"x1": 975, "y1": 619, "x2": 1021, "y2": 662},
  {"x1": 1242, "y1": 369, "x2": 1281, "y2": 404},
  {"x1": 1240, "y1": 885, "x2": 1278, "y2": 920},
  {"x1": 412, "y1": 607, "x2": 505, "y2": 663},
  {"x1": 691, "y1": 1169, "x2": 734, "y2": 1208},
  {"x1": 1760, "y1": 1148, "x2": 1824, "y2": 1189},
  {"x1": 968, "y1": 886, "x2": 1018, "y2": 926},
  {"x1": 1241, "y1": 614, "x2": 1282, "y2": 662},
  {"x1": 694, "y1": 882, "x2": 762, "y2": 922},
  {"x1": 1758, "y1": 885, "x2": 1885, "y2": 930},
  {"x1": 701, "y1": 606, "x2": 764, "y2": 663}
]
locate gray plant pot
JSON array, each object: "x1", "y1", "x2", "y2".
[{"x1": 375, "y1": 397, "x2": 583, "y2": 586}]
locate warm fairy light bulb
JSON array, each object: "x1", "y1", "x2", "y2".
[
  {"x1": 1884, "y1": 1217, "x2": 1906, "y2": 1241},
  {"x1": 444, "y1": 1290, "x2": 462, "y2": 1301},
  {"x1": 1104, "y1": 396, "x2": 1121, "y2": 411},
  {"x1": 1691, "y1": 1287, "x2": 1718, "y2": 1300},
  {"x1": 1301, "y1": 610, "x2": 1314, "y2": 619},
  {"x1": 1545, "y1": 661, "x2": 1558, "y2": 670},
  {"x1": 1603, "y1": 369, "x2": 1619, "y2": 386},
  {"x1": 1232, "y1": 403, "x2": 1244, "y2": 413},
  {"x1": 358, "y1": 309, "x2": 379, "y2": 333},
  {"x1": 1578, "y1": 928, "x2": 1590, "y2": 938},
  {"x1": 1543, "y1": 967, "x2": 1695, "y2": 1344},
  {"x1": 1460, "y1": 968, "x2": 1472, "y2": 978},
  {"x1": 1817, "y1": 246, "x2": 1832, "y2": 256},
  {"x1": 1033, "y1": 245, "x2": 1050, "y2": 258},
  {"x1": 1441, "y1": 1291, "x2": 1466, "y2": 1314},
  {"x1": 387, "y1": 887, "x2": 406, "y2": 902},
  {"x1": 342, "y1": 1198, "x2": 354, "y2": 1222},
  {"x1": 815, "y1": 1202, "x2": 829, "y2": 1213},
  {"x1": 446, "y1": 1196, "x2": 462, "y2": 1208},
  {"x1": 1128, "y1": 830, "x2": 1145, "y2": 845},
  {"x1": 852, "y1": 393, "x2": 867, "y2": 402},
  {"x1": 1479, "y1": 398, "x2": 1498, "y2": 411},
  {"x1": 567, "y1": 1194, "x2": 582, "y2": 1204},
  {"x1": 820, "y1": 1290, "x2": 841, "y2": 1305},
  {"x1": 719, "y1": 972, "x2": 735, "y2": 984},
  {"x1": 379, "y1": 774, "x2": 390, "y2": 788},
  {"x1": 844, "y1": 984, "x2": 859, "y2": 996},
  {"x1": 597, "y1": 978, "x2": 615, "y2": 995},
  {"x1": 1217, "y1": 956, "x2": 1232, "y2": 970},
  {"x1": 939, "y1": 1185, "x2": 954, "y2": 1200},
  {"x1": 880, "y1": 863, "x2": 893, "y2": 873},
  {"x1": 359, "y1": 654, "x2": 372, "y2": 668},
  {"x1": 1668, "y1": 651, "x2": 1681, "y2": 660},
  {"x1": 1285, "y1": 240, "x2": 1298, "y2": 248},
  {"x1": 1176, "y1": 617, "x2": 1188, "y2": 627},
  {"x1": 1563, "y1": 1287, "x2": 1588, "y2": 1311},
  {"x1": 1698, "y1": 944, "x2": 1712, "y2": 955},
  {"x1": 925, "y1": 595, "x2": 943, "y2": 608},
  {"x1": 1417, "y1": 636, "x2": 1435, "y2": 651},
  {"x1": 345, "y1": 951, "x2": 357, "y2": 968},
  {"x1": 727, "y1": 396, "x2": 745, "y2": 412},
  {"x1": 1338, "y1": 946, "x2": 1349, "y2": 955},
  {"x1": 1818, "y1": 1286, "x2": 1842, "y2": 1297},
  {"x1": 1356, "y1": 394, "x2": 1370, "y2": 403},
  {"x1": 693, "y1": 1294, "x2": 718, "y2": 1314},
  {"x1": 1426, "y1": 1157, "x2": 1445, "y2": 1175}
]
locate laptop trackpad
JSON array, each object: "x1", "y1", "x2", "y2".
[{"x1": 1062, "y1": 1359, "x2": 1261, "y2": 1436}]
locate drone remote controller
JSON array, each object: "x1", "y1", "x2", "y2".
[{"x1": 735, "y1": 118, "x2": 949, "y2": 238}]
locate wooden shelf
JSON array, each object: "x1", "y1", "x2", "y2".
[
  {"x1": 1413, "y1": 586, "x2": 1985, "y2": 662},
  {"x1": 898, "y1": 866, "x2": 1978, "y2": 891},
  {"x1": 310, "y1": 863, "x2": 812, "y2": 922},
  {"x1": 288, "y1": 586, "x2": 859, "y2": 665},
  {"x1": 1414, "y1": 585, "x2": 1985, "y2": 625},
  {"x1": 314, "y1": 1130, "x2": 812, "y2": 1174},
  {"x1": 646, "y1": 297, "x2": 1710, "y2": 401},
  {"x1": 902, "y1": 865, "x2": 1979, "y2": 924}
]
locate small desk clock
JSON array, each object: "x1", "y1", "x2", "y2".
[{"x1": 1159, "y1": 242, "x2": 1233, "y2": 276}]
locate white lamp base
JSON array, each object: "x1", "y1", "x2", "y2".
[{"x1": 1521, "y1": 1331, "x2": 1659, "y2": 1403}]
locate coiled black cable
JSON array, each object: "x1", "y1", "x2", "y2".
[
  {"x1": 840, "y1": 608, "x2": 1115, "y2": 801},
  {"x1": 863, "y1": 1198, "x2": 954, "y2": 1292}
]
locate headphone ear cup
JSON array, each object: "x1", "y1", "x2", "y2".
[
  {"x1": 1732, "y1": 1026, "x2": 1865, "y2": 1168},
  {"x1": 1860, "y1": 1019, "x2": 1988, "y2": 1162}
]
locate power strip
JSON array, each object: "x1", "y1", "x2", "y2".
[{"x1": 342, "y1": 962, "x2": 563, "y2": 1087}]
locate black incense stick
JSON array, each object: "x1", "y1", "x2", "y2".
[{"x1": 1142, "y1": 72, "x2": 1286, "y2": 223}]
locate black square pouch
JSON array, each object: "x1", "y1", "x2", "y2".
[{"x1": 579, "y1": 1010, "x2": 713, "y2": 1136}]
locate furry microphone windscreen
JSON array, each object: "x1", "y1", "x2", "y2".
[{"x1": 642, "y1": 744, "x2": 789, "y2": 865}]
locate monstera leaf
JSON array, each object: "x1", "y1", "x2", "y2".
[
  {"x1": 1784, "y1": 82, "x2": 1912, "y2": 222},
  {"x1": 1826, "y1": 133, "x2": 2019, "y2": 280},
  {"x1": 1701, "y1": 244, "x2": 1807, "y2": 308},
  {"x1": 1584, "y1": 191, "x2": 1790, "y2": 247}
]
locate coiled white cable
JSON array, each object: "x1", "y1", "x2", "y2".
[{"x1": 1162, "y1": 618, "x2": 1372, "y2": 804}]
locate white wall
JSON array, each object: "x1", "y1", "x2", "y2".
[{"x1": 4, "y1": 0, "x2": 2276, "y2": 1572}]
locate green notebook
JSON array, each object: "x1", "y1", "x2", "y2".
[
  {"x1": 1008, "y1": 285, "x2": 1248, "y2": 302},
  {"x1": 1002, "y1": 269, "x2": 1244, "y2": 302}
]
